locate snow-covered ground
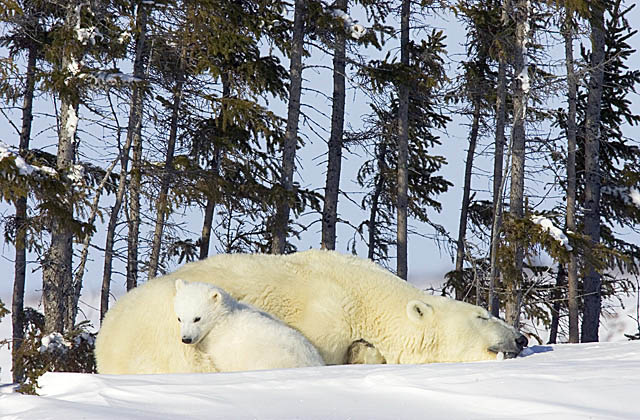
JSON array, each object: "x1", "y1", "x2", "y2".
[{"x1": 1, "y1": 341, "x2": 639, "y2": 419}]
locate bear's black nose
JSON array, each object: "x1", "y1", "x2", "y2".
[
  {"x1": 182, "y1": 337, "x2": 192, "y2": 344},
  {"x1": 515, "y1": 334, "x2": 528, "y2": 349}
]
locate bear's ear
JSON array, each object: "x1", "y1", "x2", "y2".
[
  {"x1": 406, "y1": 300, "x2": 432, "y2": 323},
  {"x1": 175, "y1": 279, "x2": 186, "y2": 291},
  {"x1": 210, "y1": 289, "x2": 220, "y2": 302}
]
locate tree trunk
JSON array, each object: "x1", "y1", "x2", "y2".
[
  {"x1": 12, "y1": 44, "x2": 37, "y2": 383},
  {"x1": 44, "y1": 2, "x2": 84, "y2": 333},
  {"x1": 506, "y1": 0, "x2": 529, "y2": 329},
  {"x1": 127, "y1": 118, "x2": 142, "y2": 290},
  {"x1": 321, "y1": 0, "x2": 347, "y2": 251},
  {"x1": 101, "y1": 2, "x2": 149, "y2": 320},
  {"x1": 396, "y1": 0, "x2": 410, "y2": 280},
  {"x1": 44, "y1": 81, "x2": 77, "y2": 334},
  {"x1": 199, "y1": 198, "x2": 216, "y2": 260},
  {"x1": 489, "y1": 47, "x2": 507, "y2": 317},
  {"x1": 581, "y1": 2, "x2": 606, "y2": 343},
  {"x1": 563, "y1": 8, "x2": 579, "y2": 343},
  {"x1": 199, "y1": 72, "x2": 229, "y2": 260},
  {"x1": 271, "y1": 0, "x2": 305, "y2": 254},
  {"x1": 368, "y1": 143, "x2": 387, "y2": 260},
  {"x1": 148, "y1": 69, "x2": 184, "y2": 279},
  {"x1": 454, "y1": 97, "x2": 481, "y2": 300},
  {"x1": 548, "y1": 264, "x2": 566, "y2": 344}
]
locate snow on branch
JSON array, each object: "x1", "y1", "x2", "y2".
[
  {"x1": 39, "y1": 333, "x2": 72, "y2": 354},
  {"x1": 74, "y1": 2, "x2": 103, "y2": 46},
  {"x1": 322, "y1": 0, "x2": 366, "y2": 40},
  {"x1": 531, "y1": 214, "x2": 573, "y2": 251},
  {"x1": 0, "y1": 142, "x2": 57, "y2": 177},
  {"x1": 81, "y1": 71, "x2": 144, "y2": 86},
  {"x1": 601, "y1": 186, "x2": 640, "y2": 209}
]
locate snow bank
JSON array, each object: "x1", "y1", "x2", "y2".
[{"x1": 1, "y1": 341, "x2": 639, "y2": 419}]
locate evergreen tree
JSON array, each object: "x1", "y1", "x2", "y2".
[{"x1": 356, "y1": 29, "x2": 451, "y2": 270}]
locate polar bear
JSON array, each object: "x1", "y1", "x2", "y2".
[
  {"x1": 345, "y1": 339, "x2": 386, "y2": 364},
  {"x1": 173, "y1": 279, "x2": 324, "y2": 371},
  {"x1": 96, "y1": 250, "x2": 527, "y2": 373}
]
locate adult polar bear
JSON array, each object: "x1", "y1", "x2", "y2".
[{"x1": 96, "y1": 250, "x2": 527, "y2": 373}]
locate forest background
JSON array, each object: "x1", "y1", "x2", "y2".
[{"x1": 0, "y1": 0, "x2": 639, "y2": 390}]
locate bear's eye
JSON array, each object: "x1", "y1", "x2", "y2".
[
  {"x1": 477, "y1": 315, "x2": 490, "y2": 321},
  {"x1": 177, "y1": 317, "x2": 182, "y2": 323},
  {"x1": 194, "y1": 317, "x2": 201, "y2": 323}
]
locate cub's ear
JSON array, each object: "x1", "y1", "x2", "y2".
[
  {"x1": 406, "y1": 300, "x2": 432, "y2": 323},
  {"x1": 175, "y1": 279, "x2": 186, "y2": 291}
]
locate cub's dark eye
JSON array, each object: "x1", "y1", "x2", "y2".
[
  {"x1": 477, "y1": 315, "x2": 490, "y2": 321},
  {"x1": 194, "y1": 317, "x2": 201, "y2": 323},
  {"x1": 177, "y1": 317, "x2": 182, "y2": 322}
]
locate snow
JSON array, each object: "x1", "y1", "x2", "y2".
[
  {"x1": 1, "y1": 341, "x2": 639, "y2": 419},
  {"x1": 92, "y1": 71, "x2": 143, "y2": 85},
  {"x1": 117, "y1": 31, "x2": 131, "y2": 44},
  {"x1": 38, "y1": 333, "x2": 71, "y2": 354},
  {"x1": 0, "y1": 142, "x2": 57, "y2": 177},
  {"x1": 67, "y1": 164, "x2": 84, "y2": 187},
  {"x1": 75, "y1": 26, "x2": 103, "y2": 45},
  {"x1": 531, "y1": 215, "x2": 573, "y2": 251},
  {"x1": 64, "y1": 105, "x2": 79, "y2": 142},
  {"x1": 602, "y1": 186, "x2": 640, "y2": 209},
  {"x1": 631, "y1": 188, "x2": 640, "y2": 207},
  {"x1": 329, "y1": 8, "x2": 366, "y2": 40}
]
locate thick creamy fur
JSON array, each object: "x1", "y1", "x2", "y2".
[
  {"x1": 173, "y1": 280, "x2": 324, "y2": 372},
  {"x1": 96, "y1": 250, "x2": 524, "y2": 373}
]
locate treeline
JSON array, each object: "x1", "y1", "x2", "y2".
[{"x1": 0, "y1": 0, "x2": 639, "y2": 386}]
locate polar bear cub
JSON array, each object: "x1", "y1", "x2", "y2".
[{"x1": 174, "y1": 279, "x2": 325, "y2": 371}]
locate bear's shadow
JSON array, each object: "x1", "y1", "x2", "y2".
[{"x1": 519, "y1": 345, "x2": 553, "y2": 357}]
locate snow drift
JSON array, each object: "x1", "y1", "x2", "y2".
[{"x1": 2, "y1": 341, "x2": 639, "y2": 419}]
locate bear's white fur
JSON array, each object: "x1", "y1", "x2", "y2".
[
  {"x1": 173, "y1": 279, "x2": 324, "y2": 372},
  {"x1": 96, "y1": 250, "x2": 526, "y2": 373}
]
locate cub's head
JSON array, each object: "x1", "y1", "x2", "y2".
[
  {"x1": 173, "y1": 279, "x2": 228, "y2": 346},
  {"x1": 396, "y1": 296, "x2": 528, "y2": 363}
]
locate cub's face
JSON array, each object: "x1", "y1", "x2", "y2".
[{"x1": 173, "y1": 279, "x2": 223, "y2": 345}]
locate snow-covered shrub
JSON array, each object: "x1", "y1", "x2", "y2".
[{"x1": 15, "y1": 308, "x2": 96, "y2": 395}]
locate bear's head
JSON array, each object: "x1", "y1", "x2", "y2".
[
  {"x1": 391, "y1": 296, "x2": 528, "y2": 363},
  {"x1": 174, "y1": 279, "x2": 230, "y2": 346}
]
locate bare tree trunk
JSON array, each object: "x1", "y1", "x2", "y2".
[
  {"x1": 199, "y1": 199, "x2": 216, "y2": 259},
  {"x1": 148, "y1": 69, "x2": 184, "y2": 279},
  {"x1": 199, "y1": 73, "x2": 229, "y2": 260},
  {"x1": 12, "y1": 44, "x2": 37, "y2": 383},
  {"x1": 271, "y1": 0, "x2": 305, "y2": 254},
  {"x1": 43, "y1": 2, "x2": 85, "y2": 333},
  {"x1": 548, "y1": 264, "x2": 566, "y2": 344},
  {"x1": 505, "y1": 0, "x2": 529, "y2": 329},
  {"x1": 101, "y1": 2, "x2": 149, "y2": 320},
  {"x1": 563, "y1": 8, "x2": 579, "y2": 343},
  {"x1": 127, "y1": 121, "x2": 142, "y2": 290},
  {"x1": 488, "y1": 5, "x2": 509, "y2": 317},
  {"x1": 44, "y1": 86, "x2": 77, "y2": 333},
  {"x1": 454, "y1": 98, "x2": 481, "y2": 300},
  {"x1": 581, "y1": 2, "x2": 606, "y2": 343},
  {"x1": 321, "y1": 0, "x2": 347, "y2": 251},
  {"x1": 368, "y1": 143, "x2": 387, "y2": 260},
  {"x1": 396, "y1": 0, "x2": 410, "y2": 280}
]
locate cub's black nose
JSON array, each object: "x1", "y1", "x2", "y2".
[
  {"x1": 182, "y1": 337, "x2": 192, "y2": 344},
  {"x1": 515, "y1": 334, "x2": 528, "y2": 349}
]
